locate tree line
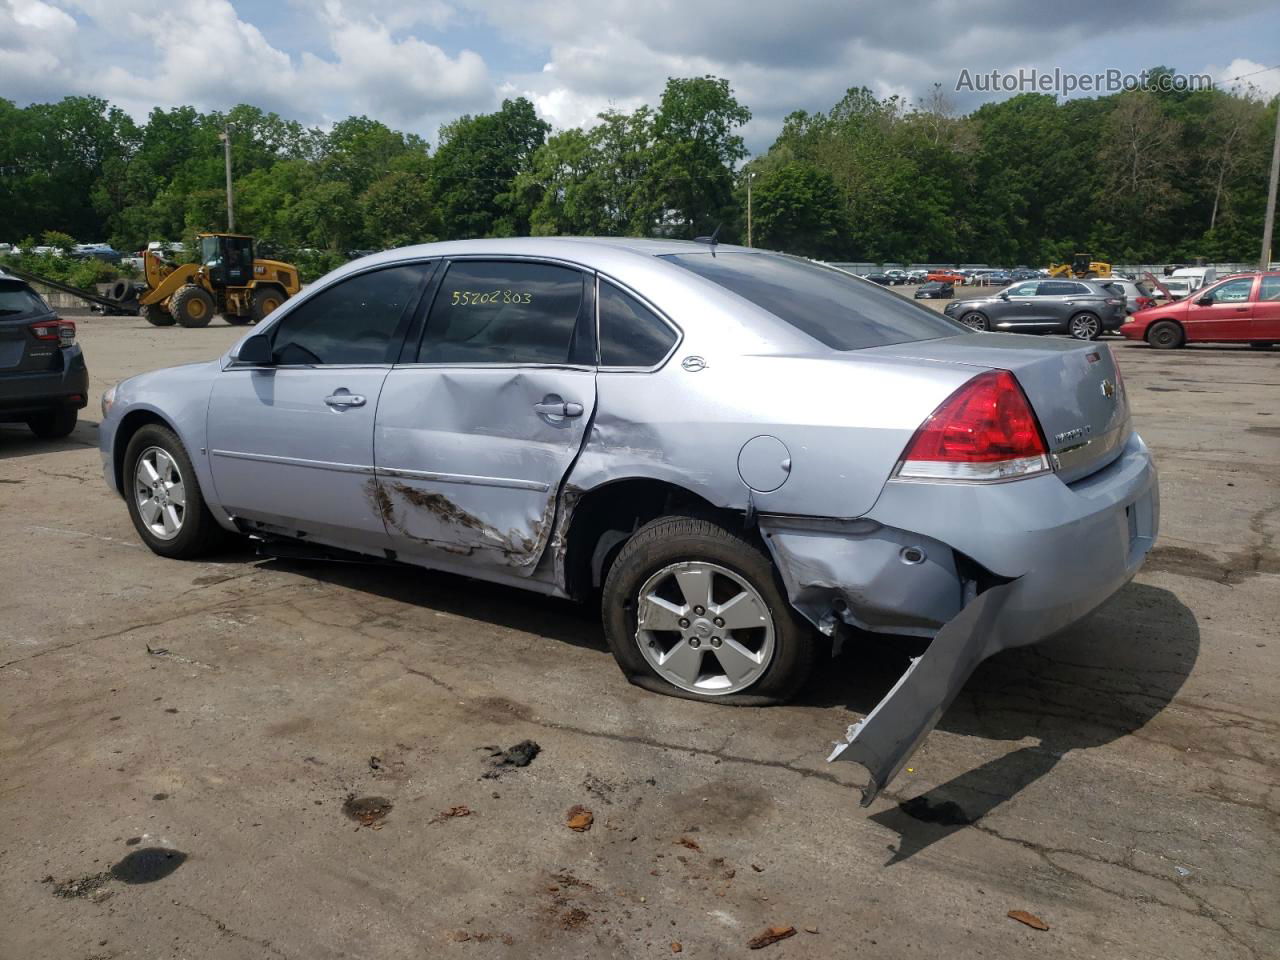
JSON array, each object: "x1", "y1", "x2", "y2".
[{"x1": 1, "y1": 67, "x2": 1275, "y2": 280}]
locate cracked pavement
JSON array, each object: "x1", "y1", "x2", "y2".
[{"x1": 1, "y1": 311, "x2": 1277, "y2": 959}]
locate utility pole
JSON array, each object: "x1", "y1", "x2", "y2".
[
  {"x1": 219, "y1": 125, "x2": 235, "y2": 232},
  {"x1": 1261, "y1": 100, "x2": 1280, "y2": 271},
  {"x1": 747, "y1": 172, "x2": 755, "y2": 248}
]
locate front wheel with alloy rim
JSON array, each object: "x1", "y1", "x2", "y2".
[
  {"x1": 601, "y1": 515, "x2": 816, "y2": 705},
  {"x1": 1147, "y1": 320, "x2": 1184, "y2": 350},
  {"x1": 959, "y1": 311, "x2": 990, "y2": 332},
  {"x1": 1069, "y1": 312, "x2": 1101, "y2": 340},
  {"x1": 124, "y1": 424, "x2": 227, "y2": 558}
]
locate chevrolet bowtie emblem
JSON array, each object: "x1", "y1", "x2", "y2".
[{"x1": 1100, "y1": 379, "x2": 1116, "y2": 399}]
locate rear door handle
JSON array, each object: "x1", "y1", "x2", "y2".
[
  {"x1": 533, "y1": 398, "x2": 584, "y2": 418},
  {"x1": 325, "y1": 393, "x2": 366, "y2": 408},
  {"x1": 1235, "y1": 307, "x2": 1249, "y2": 312}
]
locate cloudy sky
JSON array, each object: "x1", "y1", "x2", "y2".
[{"x1": 2, "y1": 0, "x2": 1278, "y2": 153}]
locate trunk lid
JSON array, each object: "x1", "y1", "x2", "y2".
[{"x1": 865, "y1": 333, "x2": 1130, "y2": 483}]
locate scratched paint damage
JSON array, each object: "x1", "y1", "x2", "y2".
[{"x1": 365, "y1": 476, "x2": 558, "y2": 566}]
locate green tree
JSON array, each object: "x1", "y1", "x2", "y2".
[
  {"x1": 750, "y1": 162, "x2": 847, "y2": 257},
  {"x1": 651, "y1": 76, "x2": 750, "y2": 237},
  {"x1": 432, "y1": 98, "x2": 549, "y2": 238}
]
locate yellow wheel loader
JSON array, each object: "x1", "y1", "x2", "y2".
[
  {"x1": 1047, "y1": 253, "x2": 1112, "y2": 280},
  {"x1": 139, "y1": 234, "x2": 301, "y2": 328}
]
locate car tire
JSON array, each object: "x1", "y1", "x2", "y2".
[
  {"x1": 123, "y1": 424, "x2": 228, "y2": 559},
  {"x1": 959, "y1": 311, "x2": 990, "y2": 332},
  {"x1": 27, "y1": 407, "x2": 77, "y2": 439},
  {"x1": 601, "y1": 515, "x2": 816, "y2": 706},
  {"x1": 1069, "y1": 312, "x2": 1101, "y2": 340},
  {"x1": 170, "y1": 285, "x2": 215, "y2": 328},
  {"x1": 1248, "y1": 341, "x2": 1274, "y2": 351},
  {"x1": 143, "y1": 303, "x2": 175, "y2": 326},
  {"x1": 251, "y1": 286, "x2": 285, "y2": 323},
  {"x1": 1147, "y1": 320, "x2": 1184, "y2": 350}
]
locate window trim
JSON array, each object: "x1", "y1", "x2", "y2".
[
  {"x1": 594, "y1": 271, "x2": 684, "y2": 373},
  {"x1": 400, "y1": 254, "x2": 599, "y2": 372}
]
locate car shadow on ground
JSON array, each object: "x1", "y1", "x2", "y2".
[
  {"x1": 0, "y1": 419, "x2": 100, "y2": 462},
  {"x1": 255, "y1": 552, "x2": 608, "y2": 653},
  {"x1": 240, "y1": 551, "x2": 1195, "y2": 865},
  {"x1": 801, "y1": 581, "x2": 1198, "y2": 863}
]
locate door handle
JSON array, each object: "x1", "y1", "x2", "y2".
[
  {"x1": 1234, "y1": 307, "x2": 1249, "y2": 312},
  {"x1": 325, "y1": 393, "x2": 366, "y2": 408},
  {"x1": 533, "y1": 399, "x2": 584, "y2": 418}
]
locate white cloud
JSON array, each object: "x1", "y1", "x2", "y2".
[
  {"x1": 0, "y1": 0, "x2": 1276, "y2": 153},
  {"x1": 1211, "y1": 58, "x2": 1280, "y2": 99}
]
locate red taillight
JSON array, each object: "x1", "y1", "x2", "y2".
[
  {"x1": 31, "y1": 318, "x2": 75, "y2": 346},
  {"x1": 896, "y1": 370, "x2": 1050, "y2": 482}
]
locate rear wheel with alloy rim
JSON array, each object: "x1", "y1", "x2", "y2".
[
  {"x1": 635, "y1": 560, "x2": 775, "y2": 695},
  {"x1": 602, "y1": 515, "x2": 815, "y2": 705},
  {"x1": 1069, "y1": 312, "x2": 1101, "y2": 340},
  {"x1": 124, "y1": 424, "x2": 227, "y2": 558},
  {"x1": 960, "y1": 311, "x2": 989, "y2": 332}
]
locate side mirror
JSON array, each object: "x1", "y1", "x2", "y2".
[
  {"x1": 998, "y1": 291, "x2": 1010, "y2": 300},
  {"x1": 236, "y1": 333, "x2": 274, "y2": 365},
  {"x1": 1196, "y1": 295, "x2": 1213, "y2": 306}
]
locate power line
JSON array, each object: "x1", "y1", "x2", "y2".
[{"x1": 1224, "y1": 63, "x2": 1280, "y2": 83}]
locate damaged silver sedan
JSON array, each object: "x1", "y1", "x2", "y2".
[{"x1": 99, "y1": 238, "x2": 1159, "y2": 803}]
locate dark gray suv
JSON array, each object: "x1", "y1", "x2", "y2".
[
  {"x1": 943, "y1": 279, "x2": 1126, "y2": 340},
  {"x1": 0, "y1": 271, "x2": 88, "y2": 438}
]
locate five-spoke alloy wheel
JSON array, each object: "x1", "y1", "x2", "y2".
[
  {"x1": 602, "y1": 515, "x2": 816, "y2": 705},
  {"x1": 635, "y1": 560, "x2": 776, "y2": 695},
  {"x1": 123, "y1": 423, "x2": 228, "y2": 559},
  {"x1": 133, "y1": 445, "x2": 187, "y2": 540}
]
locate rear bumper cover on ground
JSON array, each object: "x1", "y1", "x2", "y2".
[{"x1": 760, "y1": 431, "x2": 1159, "y2": 804}]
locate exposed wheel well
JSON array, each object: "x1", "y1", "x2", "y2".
[
  {"x1": 562, "y1": 478, "x2": 737, "y2": 600},
  {"x1": 112, "y1": 410, "x2": 175, "y2": 492}
]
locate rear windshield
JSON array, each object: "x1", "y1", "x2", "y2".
[
  {"x1": 663, "y1": 252, "x2": 965, "y2": 350},
  {"x1": 0, "y1": 281, "x2": 48, "y2": 318}
]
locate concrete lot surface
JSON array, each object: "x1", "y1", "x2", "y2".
[{"x1": 1, "y1": 309, "x2": 1277, "y2": 960}]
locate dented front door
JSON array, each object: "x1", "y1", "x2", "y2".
[{"x1": 372, "y1": 258, "x2": 597, "y2": 572}]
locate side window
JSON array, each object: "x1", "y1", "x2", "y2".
[
  {"x1": 598, "y1": 280, "x2": 678, "y2": 367},
  {"x1": 418, "y1": 261, "x2": 585, "y2": 365},
  {"x1": 272, "y1": 263, "x2": 428, "y2": 365},
  {"x1": 1260, "y1": 276, "x2": 1280, "y2": 302},
  {"x1": 1009, "y1": 282, "x2": 1039, "y2": 297},
  {"x1": 1039, "y1": 281, "x2": 1075, "y2": 296},
  {"x1": 1208, "y1": 278, "x2": 1254, "y2": 303}
]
